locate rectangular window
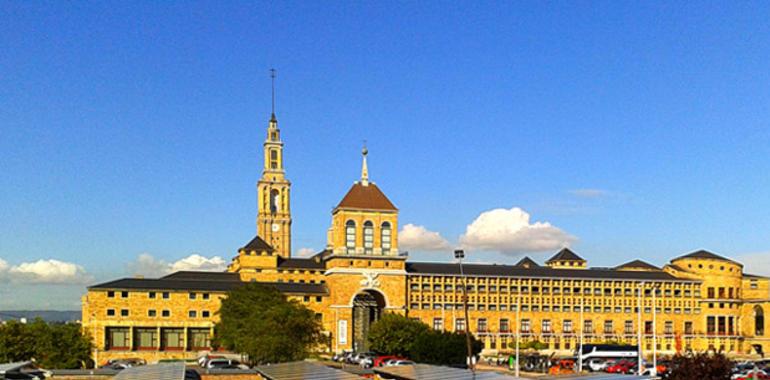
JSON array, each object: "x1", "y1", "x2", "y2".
[
  {"x1": 107, "y1": 291, "x2": 115, "y2": 298},
  {"x1": 542, "y1": 319, "x2": 552, "y2": 333},
  {"x1": 521, "y1": 319, "x2": 531, "y2": 333},
  {"x1": 188, "y1": 328, "x2": 211, "y2": 350},
  {"x1": 645, "y1": 321, "x2": 653, "y2": 334},
  {"x1": 625, "y1": 320, "x2": 633, "y2": 334},
  {"x1": 121, "y1": 291, "x2": 129, "y2": 298},
  {"x1": 162, "y1": 292, "x2": 170, "y2": 299},
  {"x1": 120, "y1": 309, "x2": 129, "y2": 317},
  {"x1": 106, "y1": 327, "x2": 130, "y2": 350},
  {"x1": 148, "y1": 309, "x2": 157, "y2": 317},
  {"x1": 563, "y1": 319, "x2": 573, "y2": 333},
  {"x1": 134, "y1": 328, "x2": 158, "y2": 350},
  {"x1": 455, "y1": 318, "x2": 466, "y2": 332},
  {"x1": 604, "y1": 320, "x2": 613, "y2": 334},
  {"x1": 162, "y1": 310, "x2": 170, "y2": 318},
  {"x1": 202, "y1": 293, "x2": 210, "y2": 300},
  {"x1": 202, "y1": 310, "x2": 210, "y2": 318},
  {"x1": 707, "y1": 287, "x2": 715, "y2": 298},
  {"x1": 189, "y1": 293, "x2": 197, "y2": 300},
  {"x1": 433, "y1": 318, "x2": 443, "y2": 331},
  {"x1": 500, "y1": 318, "x2": 510, "y2": 332},
  {"x1": 478, "y1": 318, "x2": 488, "y2": 332},
  {"x1": 148, "y1": 291, "x2": 156, "y2": 299},
  {"x1": 665, "y1": 321, "x2": 673, "y2": 334},
  {"x1": 106, "y1": 309, "x2": 115, "y2": 317},
  {"x1": 161, "y1": 328, "x2": 184, "y2": 350},
  {"x1": 583, "y1": 320, "x2": 593, "y2": 334},
  {"x1": 685, "y1": 321, "x2": 693, "y2": 334},
  {"x1": 189, "y1": 310, "x2": 197, "y2": 318}
]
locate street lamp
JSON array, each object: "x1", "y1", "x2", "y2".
[
  {"x1": 455, "y1": 249, "x2": 474, "y2": 371},
  {"x1": 652, "y1": 282, "x2": 661, "y2": 377},
  {"x1": 637, "y1": 282, "x2": 644, "y2": 376}
]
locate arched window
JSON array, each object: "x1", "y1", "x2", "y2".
[
  {"x1": 345, "y1": 220, "x2": 356, "y2": 253},
  {"x1": 381, "y1": 222, "x2": 392, "y2": 254},
  {"x1": 756, "y1": 306, "x2": 765, "y2": 336},
  {"x1": 363, "y1": 221, "x2": 374, "y2": 254},
  {"x1": 270, "y1": 189, "x2": 280, "y2": 213}
]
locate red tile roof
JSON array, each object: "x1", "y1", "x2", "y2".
[{"x1": 335, "y1": 182, "x2": 397, "y2": 211}]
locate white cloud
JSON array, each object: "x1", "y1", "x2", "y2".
[
  {"x1": 737, "y1": 252, "x2": 770, "y2": 277},
  {"x1": 399, "y1": 224, "x2": 452, "y2": 252},
  {"x1": 569, "y1": 188, "x2": 610, "y2": 198},
  {"x1": 295, "y1": 248, "x2": 316, "y2": 257},
  {"x1": 459, "y1": 207, "x2": 576, "y2": 255},
  {"x1": 0, "y1": 258, "x2": 8, "y2": 272},
  {"x1": 126, "y1": 253, "x2": 227, "y2": 277},
  {"x1": 6, "y1": 259, "x2": 92, "y2": 284}
]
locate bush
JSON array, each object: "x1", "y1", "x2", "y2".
[
  {"x1": 0, "y1": 319, "x2": 92, "y2": 369},
  {"x1": 410, "y1": 330, "x2": 483, "y2": 366},
  {"x1": 367, "y1": 314, "x2": 430, "y2": 357},
  {"x1": 662, "y1": 352, "x2": 733, "y2": 380}
]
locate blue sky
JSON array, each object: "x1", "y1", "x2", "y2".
[{"x1": 2, "y1": 2, "x2": 770, "y2": 310}]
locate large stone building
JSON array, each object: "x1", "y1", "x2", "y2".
[{"x1": 82, "y1": 107, "x2": 770, "y2": 364}]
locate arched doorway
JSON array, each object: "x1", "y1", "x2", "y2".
[
  {"x1": 352, "y1": 289, "x2": 386, "y2": 352},
  {"x1": 755, "y1": 306, "x2": 765, "y2": 336}
]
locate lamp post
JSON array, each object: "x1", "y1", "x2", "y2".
[
  {"x1": 455, "y1": 249, "x2": 474, "y2": 372},
  {"x1": 652, "y1": 283, "x2": 660, "y2": 377},
  {"x1": 578, "y1": 295, "x2": 584, "y2": 373},
  {"x1": 515, "y1": 295, "x2": 520, "y2": 378}
]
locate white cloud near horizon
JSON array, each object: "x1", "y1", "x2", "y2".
[
  {"x1": 126, "y1": 253, "x2": 228, "y2": 277},
  {"x1": 295, "y1": 247, "x2": 316, "y2": 257},
  {"x1": 459, "y1": 207, "x2": 576, "y2": 255},
  {"x1": 737, "y1": 252, "x2": 770, "y2": 277},
  {"x1": 0, "y1": 259, "x2": 92, "y2": 284},
  {"x1": 399, "y1": 224, "x2": 452, "y2": 252}
]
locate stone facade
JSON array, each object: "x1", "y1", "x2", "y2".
[{"x1": 81, "y1": 109, "x2": 770, "y2": 364}]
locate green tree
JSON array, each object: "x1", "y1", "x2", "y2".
[
  {"x1": 410, "y1": 330, "x2": 483, "y2": 366},
  {"x1": 214, "y1": 283, "x2": 323, "y2": 365},
  {"x1": 522, "y1": 340, "x2": 548, "y2": 350},
  {"x1": 662, "y1": 352, "x2": 733, "y2": 380},
  {"x1": 367, "y1": 313, "x2": 430, "y2": 356},
  {"x1": 0, "y1": 319, "x2": 92, "y2": 369}
]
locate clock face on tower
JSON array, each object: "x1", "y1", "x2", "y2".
[{"x1": 272, "y1": 223, "x2": 280, "y2": 232}]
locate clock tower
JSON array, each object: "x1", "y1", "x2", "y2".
[{"x1": 256, "y1": 72, "x2": 292, "y2": 258}]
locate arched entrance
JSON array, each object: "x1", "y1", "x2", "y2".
[
  {"x1": 352, "y1": 289, "x2": 386, "y2": 352},
  {"x1": 755, "y1": 306, "x2": 765, "y2": 336}
]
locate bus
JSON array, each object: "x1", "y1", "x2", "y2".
[{"x1": 577, "y1": 344, "x2": 639, "y2": 362}]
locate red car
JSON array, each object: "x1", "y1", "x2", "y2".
[
  {"x1": 606, "y1": 360, "x2": 636, "y2": 374},
  {"x1": 373, "y1": 355, "x2": 406, "y2": 367}
]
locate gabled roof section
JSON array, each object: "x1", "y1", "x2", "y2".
[
  {"x1": 161, "y1": 271, "x2": 237, "y2": 281},
  {"x1": 615, "y1": 260, "x2": 660, "y2": 271},
  {"x1": 515, "y1": 256, "x2": 539, "y2": 268},
  {"x1": 673, "y1": 250, "x2": 739, "y2": 264},
  {"x1": 278, "y1": 256, "x2": 325, "y2": 270},
  {"x1": 546, "y1": 248, "x2": 585, "y2": 263},
  {"x1": 335, "y1": 182, "x2": 397, "y2": 212},
  {"x1": 241, "y1": 235, "x2": 274, "y2": 252}
]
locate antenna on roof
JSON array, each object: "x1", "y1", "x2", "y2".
[{"x1": 270, "y1": 68, "x2": 277, "y2": 119}]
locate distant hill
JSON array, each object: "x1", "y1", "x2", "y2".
[{"x1": 0, "y1": 310, "x2": 81, "y2": 323}]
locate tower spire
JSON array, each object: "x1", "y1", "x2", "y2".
[
  {"x1": 270, "y1": 68, "x2": 277, "y2": 121},
  {"x1": 361, "y1": 141, "x2": 369, "y2": 186}
]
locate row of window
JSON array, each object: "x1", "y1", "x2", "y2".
[
  {"x1": 410, "y1": 284, "x2": 698, "y2": 298},
  {"x1": 345, "y1": 220, "x2": 391, "y2": 254},
  {"x1": 436, "y1": 317, "x2": 693, "y2": 335},
  {"x1": 408, "y1": 303, "x2": 701, "y2": 315},
  {"x1": 410, "y1": 277, "x2": 696, "y2": 288},
  {"x1": 105, "y1": 309, "x2": 210, "y2": 318},
  {"x1": 105, "y1": 327, "x2": 210, "y2": 351},
  {"x1": 705, "y1": 286, "x2": 741, "y2": 299},
  {"x1": 106, "y1": 291, "x2": 212, "y2": 300}
]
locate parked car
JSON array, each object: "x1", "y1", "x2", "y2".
[
  {"x1": 606, "y1": 359, "x2": 636, "y2": 374},
  {"x1": 0, "y1": 362, "x2": 51, "y2": 380},
  {"x1": 374, "y1": 356, "x2": 405, "y2": 367},
  {"x1": 586, "y1": 358, "x2": 609, "y2": 372},
  {"x1": 732, "y1": 369, "x2": 770, "y2": 380},
  {"x1": 206, "y1": 358, "x2": 249, "y2": 370},
  {"x1": 348, "y1": 352, "x2": 375, "y2": 365},
  {"x1": 101, "y1": 358, "x2": 146, "y2": 370},
  {"x1": 389, "y1": 360, "x2": 415, "y2": 366},
  {"x1": 184, "y1": 369, "x2": 202, "y2": 380},
  {"x1": 197, "y1": 354, "x2": 225, "y2": 367}
]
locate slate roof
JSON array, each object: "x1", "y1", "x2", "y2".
[
  {"x1": 278, "y1": 257, "x2": 326, "y2": 270},
  {"x1": 546, "y1": 248, "x2": 585, "y2": 263},
  {"x1": 515, "y1": 256, "x2": 540, "y2": 268},
  {"x1": 673, "y1": 250, "x2": 739, "y2": 264},
  {"x1": 405, "y1": 262, "x2": 695, "y2": 281},
  {"x1": 241, "y1": 235, "x2": 274, "y2": 252},
  {"x1": 335, "y1": 182, "x2": 397, "y2": 211},
  {"x1": 615, "y1": 260, "x2": 660, "y2": 270},
  {"x1": 161, "y1": 271, "x2": 239, "y2": 281},
  {"x1": 89, "y1": 273, "x2": 327, "y2": 295}
]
